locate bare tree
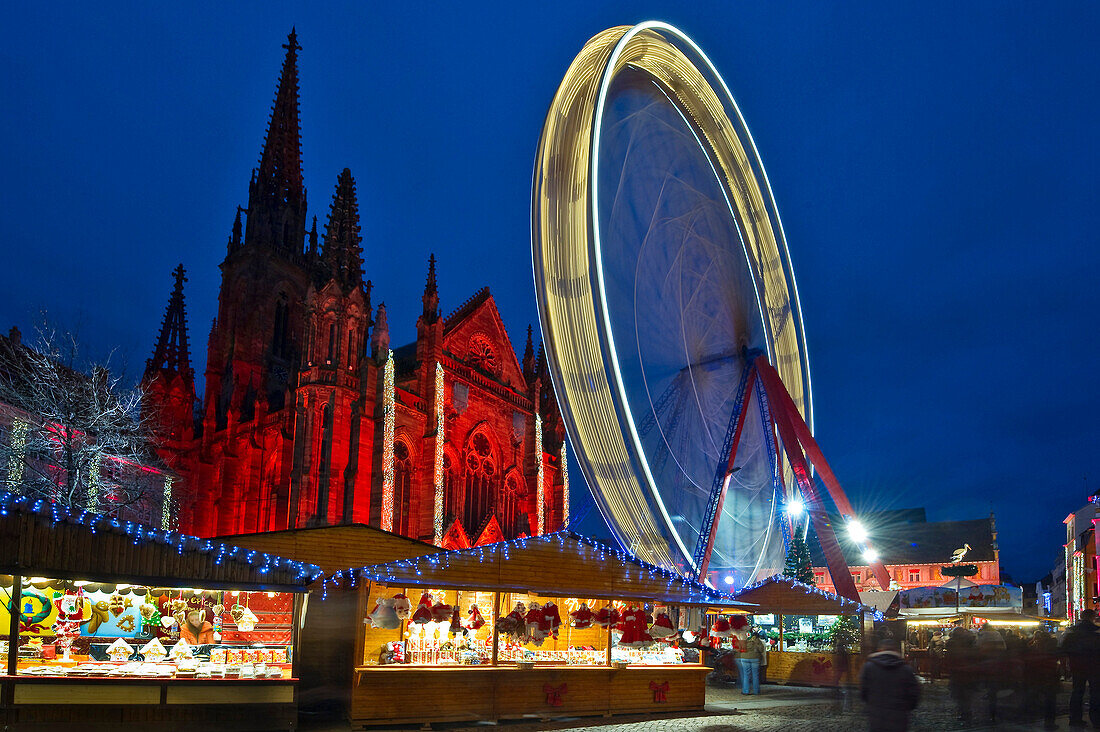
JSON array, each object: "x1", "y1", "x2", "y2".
[{"x1": 0, "y1": 317, "x2": 169, "y2": 523}]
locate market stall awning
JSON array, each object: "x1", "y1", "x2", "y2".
[
  {"x1": 325, "y1": 531, "x2": 752, "y2": 607},
  {"x1": 732, "y1": 575, "x2": 886, "y2": 619},
  {"x1": 859, "y1": 590, "x2": 899, "y2": 614}
]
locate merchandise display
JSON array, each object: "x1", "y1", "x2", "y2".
[{"x1": 5, "y1": 576, "x2": 297, "y2": 680}]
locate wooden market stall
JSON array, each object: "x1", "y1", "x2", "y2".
[
  {"x1": 319, "y1": 531, "x2": 750, "y2": 728},
  {"x1": 731, "y1": 575, "x2": 883, "y2": 687},
  {"x1": 0, "y1": 491, "x2": 322, "y2": 731}
]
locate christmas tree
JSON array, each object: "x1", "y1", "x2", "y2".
[{"x1": 784, "y1": 524, "x2": 815, "y2": 584}]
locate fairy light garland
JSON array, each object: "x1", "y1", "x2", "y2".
[
  {"x1": 561, "y1": 440, "x2": 569, "y2": 529},
  {"x1": 1065, "y1": 543, "x2": 1072, "y2": 621},
  {"x1": 161, "y1": 475, "x2": 174, "y2": 531},
  {"x1": 7, "y1": 419, "x2": 28, "y2": 488},
  {"x1": 535, "y1": 413, "x2": 545, "y2": 535},
  {"x1": 0, "y1": 489, "x2": 321, "y2": 582},
  {"x1": 380, "y1": 350, "x2": 395, "y2": 532},
  {"x1": 733, "y1": 573, "x2": 885, "y2": 621},
  {"x1": 1072, "y1": 550, "x2": 1085, "y2": 622},
  {"x1": 432, "y1": 362, "x2": 445, "y2": 545},
  {"x1": 87, "y1": 453, "x2": 101, "y2": 508}
]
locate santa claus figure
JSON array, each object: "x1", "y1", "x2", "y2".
[
  {"x1": 711, "y1": 616, "x2": 733, "y2": 638},
  {"x1": 410, "y1": 592, "x2": 434, "y2": 625},
  {"x1": 392, "y1": 593, "x2": 412, "y2": 620},
  {"x1": 525, "y1": 602, "x2": 546, "y2": 645},
  {"x1": 570, "y1": 602, "x2": 594, "y2": 629},
  {"x1": 52, "y1": 589, "x2": 86, "y2": 661},
  {"x1": 368, "y1": 597, "x2": 401, "y2": 630},
  {"x1": 466, "y1": 605, "x2": 486, "y2": 631},
  {"x1": 542, "y1": 602, "x2": 562, "y2": 639}
]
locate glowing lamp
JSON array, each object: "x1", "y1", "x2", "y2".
[
  {"x1": 863, "y1": 548, "x2": 879, "y2": 562},
  {"x1": 786, "y1": 498, "x2": 804, "y2": 517},
  {"x1": 847, "y1": 519, "x2": 868, "y2": 543},
  {"x1": 723, "y1": 576, "x2": 734, "y2": 585}
]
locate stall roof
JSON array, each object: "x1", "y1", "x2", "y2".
[
  {"x1": 219, "y1": 523, "x2": 441, "y2": 574},
  {"x1": 732, "y1": 575, "x2": 886, "y2": 619},
  {"x1": 326, "y1": 531, "x2": 751, "y2": 607},
  {"x1": 0, "y1": 491, "x2": 322, "y2": 591}
]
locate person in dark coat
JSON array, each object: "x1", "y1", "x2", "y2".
[
  {"x1": 976, "y1": 624, "x2": 1007, "y2": 722},
  {"x1": 945, "y1": 622, "x2": 977, "y2": 722},
  {"x1": 1060, "y1": 608, "x2": 1100, "y2": 727},
  {"x1": 860, "y1": 638, "x2": 921, "y2": 732},
  {"x1": 1026, "y1": 628, "x2": 1061, "y2": 730}
]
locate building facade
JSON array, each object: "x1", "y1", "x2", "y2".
[
  {"x1": 1062, "y1": 498, "x2": 1099, "y2": 623},
  {"x1": 809, "y1": 509, "x2": 1000, "y2": 594},
  {"x1": 143, "y1": 31, "x2": 567, "y2": 545}
]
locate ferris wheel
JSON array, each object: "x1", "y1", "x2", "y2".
[{"x1": 532, "y1": 22, "x2": 888, "y2": 598}]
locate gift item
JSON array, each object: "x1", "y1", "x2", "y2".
[
  {"x1": 52, "y1": 589, "x2": 86, "y2": 660},
  {"x1": 595, "y1": 605, "x2": 620, "y2": 628},
  {"x1": 392, "y1": 593, "x2": 412, "y2": 620},
  {"x1": 525, "y1": 601, "x2": 546, "y2": 645},
  {"x1": 496, "y1": 602, "x2": 526, "y2": 640},
  {"x1": 106, "y1": 638, "x2": 135, "y2": 662},
  {"x1": 650, "y1": 606, "x2": 677, "y2": 640},
  {"x1": 618, "y1": 606, "x2": 654, "y2": 648},
  {"x1": 108, "y1": 593, "x2": 127, "y2": 617},
  {"x1": 410, "y1": 593, "x2": 434, "y2": 624},
  {"x1": 230, "y1": 604, "x2": 258, "y2": 632},
  {"x1": 170, "y1": 639, "x2": 193, "y2": 660},
  {"x1": 570, "y1": 602, "x2": 594, "y2": 629},
  {"x1": 367, "y1": 597, "x2": 401, "y2": 630},
  {"x1": 466, "y1": 605, "x2": 486, "y2": 630},
  {"x1": 448, "y1": 605, "x2": 464, "y2": 635},
  {"x1": 430, "y1": 600, "x2": 453, "y2": 623},
  {"x1": 140, "y1": 637, "x2": 168, "y2": 661}
]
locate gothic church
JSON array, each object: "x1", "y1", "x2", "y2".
[{"x1": 142, "y1": 31, "x2": 567, "y2": 546}]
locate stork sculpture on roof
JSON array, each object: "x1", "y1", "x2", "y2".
[{"x1": 950, "y1": 543, "x2": 972, "y2": 564}]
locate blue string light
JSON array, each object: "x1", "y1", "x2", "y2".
[
  {"x1": 0, "y1": 489, "x2": 322, "y2": 584},
  {"x1": 733, "y1": 573, "x2": 886, "y2": 621}
]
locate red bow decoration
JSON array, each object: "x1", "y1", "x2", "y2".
[
  {"x1": 19, "y1": 621, "x2": 46, "y2": 633},
  {"x1": 650, "y1": 680, "x2": 669, "y2": 702},
  {"x1": 812, "y1": 656, "x2": 833, "y2": 675},
  {"x1": 543, "y1": 682, "x2": 567, "y2": 706}
]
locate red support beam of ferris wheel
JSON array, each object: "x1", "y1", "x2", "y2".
[
  {"x1": 695, "y1": 368, "x2": 757, "y2": 581},
  {"x1": 754, "y1": 356, "x2": 891, "y2": 592}
]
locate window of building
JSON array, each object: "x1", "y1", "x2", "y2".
[
  {"x1": 851, "y1": 572, "x2": 862, "y2": 586},
  {"x1": 814, "y1": 571, "x2": 826, "y2": 584},
  {"x1": 393, "y1": 441, "x2": 412, "y2": 535},
  {"x1": 908, "y1": 569, "x2": 922, "y2": 583},
  {"x1": 326, "y1": 323, "x2": 337, "y2": 363},
  {"x1": 462, "y1": 433, "x2": 496, "y2": 532}
]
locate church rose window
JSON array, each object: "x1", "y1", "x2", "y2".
[
  {"x1": 463, "y1": 432, "x2": 496, "y2": 532},
  {"x1": 467, "y1": 335, "x2": 500, "y2": 376},
  {"x1": 394, "y1": 441, "x2": 412, "y2": 535}
]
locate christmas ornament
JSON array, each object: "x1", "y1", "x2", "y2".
[
  {"x1": 108, "y1": 593, "x2": 126, "y2": 617},
  {"x1": 569, "y1": 602, "x2": 594, "y2": 629},
  {"x1": 231, "y1": 604, "x2": 258, "y2": 632}
]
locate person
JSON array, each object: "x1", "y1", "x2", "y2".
[
  {"x1": 976, "y1": 623, "x2": 1007, "y2": 722},
  {"x1": 929, "y1": 630, "x2": 947, "y2": 680},
  {"x1": 738, "y1": 631, "x2": 766, "y2": 695},
  {"x1": 1060, "y1": 608, "x2": 1100, "y2": 728},
  {"x1": 833, "y1": 626, "x2": 854, "y2": 711},
  {"x1": 859, "y1": 637, "x2": 921, "y2": 732},
  {"x1": 179, "y1": 608, "x2": 214, "y2": 645},
  {"x1": 1026, "y1": 628, "x2": 1061, "y2": 730},
  {"x1": 945, "y1": 621, "x2": 977, "y2": 722}
]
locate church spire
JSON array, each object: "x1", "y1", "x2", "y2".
[
  {"x1": 320, "y1": 168, "x2": 364, "y2": 290},
  {"x1": 145, "y1": 264, "x2": 193, "y2": 384},
  {"x1": 522, "y1": 325, "x2": 536, "y2": 382},
  {"x1": 245, "y1": 29, "x2": 307, "y2": 255},
  {"x1": 371, "y1": 302, "x2": 390, "y2": 360},
  {"x1": 422, "y1": 254, "x2": 440, "y2": 324},
  {"x1": 227, "y1": 207, "x2": 243, "y2": 254}
]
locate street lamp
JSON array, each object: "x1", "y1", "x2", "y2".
[{"x1": 847, "y1": 519, "x2": 868, "y2": 543}]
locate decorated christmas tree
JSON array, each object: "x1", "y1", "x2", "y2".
[{"x1": 784, "y1": 524, "x2": 815, "y2": 584}]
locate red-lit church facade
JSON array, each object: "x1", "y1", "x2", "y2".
[{"x1": 142, "y1": 31, "x2": 567, "y2": 547}]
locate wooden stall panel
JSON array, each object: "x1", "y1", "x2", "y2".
[
  {"x1": 14, "y1": 683, "x2": 160, "y2": 705},
  {"x1": 608, "y1": 667, "x2": 707, "y2": 713},
  {"x1": 493, "y1": 668, "x2": 611, "y2": 718},
  {"x1": 763, "y1": 650, "x2": 864, "y2": 687},
  {"x1": 351, "y1": 669, "x2": 495, "y2": 725},
  {"x1": 166, "y1": 684, "x2": 294, "y2": 705}
]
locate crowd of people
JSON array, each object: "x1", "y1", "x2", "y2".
[{"x1": 860, "y1": 609, "x2": 1100, "y2": 731}]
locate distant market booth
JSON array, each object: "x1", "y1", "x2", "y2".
[
  {"x1": 731, "y1": 575, "x2": 885, "y2": 687},
  {"x1": 319, "y1": 531, "x2": 750, "y2": 728},
  {"x1": 0, "y1": 492, "x2": 321, "y2": 730}
]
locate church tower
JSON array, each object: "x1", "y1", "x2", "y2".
[
  {"x1": 289, "y1": 168, "x2": 375, "y2": 527},
  {"x1": 143, "y1": 264, "x2": 196, "y2": 465},
  {"x1": 204, "y1": 29, "x2": 312, "y2": 435}
]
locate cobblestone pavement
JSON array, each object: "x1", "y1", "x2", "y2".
[{"x1": 306, "y1": 679, "x2": 1081, "y2": 731}]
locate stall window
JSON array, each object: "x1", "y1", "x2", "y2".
[{"x1": 10, "y1": 577, "x2": 296, "y2": 680}]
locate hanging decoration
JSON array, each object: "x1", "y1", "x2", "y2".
[
  {"x1": 543, "y1": 682, "x2": 567, "y2": 706},
  {"x1": 433, "y1": 362, "x2": 445, "y2": 545},
  {"x1": 650, "y1": 680, "x2": 669, "y2": 703},
  {"x1": 466, "y1": 605, "x2": 486, "y2": 630},
  {"x1": 6, "y1": 419, "x2": 27, "y2": 486},
  {"x1": 161, "y1": 475, "x2": 174, "y2": 531},
  {"x1": 535, "y1": 414, "x2": 545, "y2": 534},
  {"x1": 569, "y1": 602, "x2": 593, "y2": 629},
  {"x1": 561, "y1": 440, "x2": 569, "y2": 528},
  {"x1": 380, "y1": 350, "x2": 396, "y2": 532}
]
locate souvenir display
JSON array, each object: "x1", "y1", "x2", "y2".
[
  {"x1": 368, "y1": 597, "x2": 401, "y2": 629},
  {"x1": 569, "y1": 602, "x2": 594, "y2": 629},
  {"x1": 466, "y1": 604, "x2": 486, "y2": 630}
]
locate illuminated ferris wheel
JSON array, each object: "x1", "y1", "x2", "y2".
[{"x1": 532, "y1": 22, "x2": 887, "y2": 597}]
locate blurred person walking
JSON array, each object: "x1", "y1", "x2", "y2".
[
  {"x1": 976, "y1": 623, "x2": 1007, "y2": 723},
  {"x1": 1027, "y1": 628, "x2": 1061, "y2": 730},
  {"x1": 1060, "y1": 608, "x2": 1100, "y2": 728},
  {"x1": 945, "y1": 621, "x2": 977, "y2": 722},
  {"x1": 860, "y1": 638, "x2": 921, "y2": 732}
]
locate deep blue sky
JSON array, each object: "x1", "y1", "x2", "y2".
[{"x1": 2, "y1": 3, "x2": 1097, "y2": 581}]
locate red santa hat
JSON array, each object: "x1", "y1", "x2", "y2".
[
  {"x1": 467, "y1": 605, "x2": 486, "y2": 630},
  {"x1": 392, "y1": 593, "x2": 412, "y2": 620},
  {"x1": 410, "y1": 592, "x2": 434, "y2": 624},
  {"x1": 731, "y1": 615, "x2": 749, "y2": 630},
  {"x1": 711, "y1": 617, "x2": 732, "y2": 638},
  {"x1": 431, "y1": 600, "x2": 453, "y2": 623},
  {"x1": 570, "y1": 602, "x2": 594, "y2": 629},
  {"x1": 448, "y1": 605, "x2": 464, "y2": 634}
]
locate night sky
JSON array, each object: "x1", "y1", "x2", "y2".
[{"x1": 2, "y1": 3, "x2": 1097, "y2": 582}]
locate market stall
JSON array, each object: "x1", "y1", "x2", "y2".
[
  {"x1": 731, "y1": 575, "x2": 884, "y2": 687},
  {"x1": 319, "y1": 531, "x2": 750, "y2": 728},
  {"x1": 0, "y1": 492, "x2": 321, "y2": 731}
]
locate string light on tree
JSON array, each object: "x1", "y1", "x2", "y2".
[
  {"x1": 161, "y1": 475, "x2": 174, "y2": 531},
  {"x1": 432, "y1": 362, "x2": 445, "y2": 545},
  {"x1": 560, "y1": 441, "x2": 569, "y2": 529},
  {"x1": 380, "y1": 350, "x2": 395, "y2": 532}
]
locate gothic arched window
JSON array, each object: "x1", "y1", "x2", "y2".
[
  {"x1": 272, "y1": 295, "x2": 289, "y2": 358},
  {"x1": 394, "y1": 440, "x2": 412, "y2": 536},
  {"x1": 326, "y1": 322, "x2": 337, "y2": 364},
  {"x1": 501, "y1": 473, "x2": 525, "y2": 538},
  {"x1": 462, "y1": 432, "x2": 496, "y2": 532}
]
